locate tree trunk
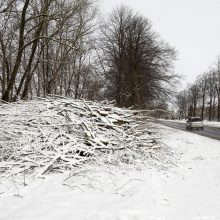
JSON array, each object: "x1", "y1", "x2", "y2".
[
  {"x1": 2, "y1": 0, "x2": 30, "y2": 101},
  {"x1": 209, "y1": 96, "x2": 213, "y2": 121},
  {"x1": 201, "y1": 91, "x2": 205, "y2": 120},
  {"x1": 217, "y1": 96, "x2": 220, "y2": 122}
]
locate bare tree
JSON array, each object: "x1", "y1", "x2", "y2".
[
  {"x1": 1, "y1": 0, "x2": 31, "y2": 101},
  {"x1": 176, "y1": 90, "x2": 188, "y2": 119},
  {"x1": 99, "y1": 6, "x2": 177, "y2": 108},
  {"x1": 0, "y1": 0, "x2": 98, "y2": 101},
  {"x1": 176, "y1": 61, "x2": 219, "y2": 121},
  {"x1": 190, "y1": 84, "x2": 200, "y2": 117},
  {"x1": 196, "y1": 74, "x2": 207, "y2": 119},
  {"x1": 213, "y1": 58, "x2": 220, "y2": 121},
  {"x1": 206, "y1": 70, "x2": 216, "y2": 121}
]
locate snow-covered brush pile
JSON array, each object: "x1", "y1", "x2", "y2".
[{"x1": 0, "y1": 97, "x2": 174, "y2": 180}]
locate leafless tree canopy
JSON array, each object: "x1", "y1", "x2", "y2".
[
  {"x1": 99, "y1": 6, "x2": 177, "y2": 108},
  {"x1": 176, "y1": 57, "x2": 220, "y2": 121},
  {"x1": 0, "y1": 2, "x2": 178, "y2": 108},
  {"x1": 0, "y1": 0, "x2": 99, "y2": 102}
]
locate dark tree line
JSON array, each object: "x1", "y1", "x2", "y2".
[
  {"x1": 0, "y1": 2, "x2": 178, "y2": 108},
  {"x1": 176, "y1": 57, "x2": 220, "y2": 121}
]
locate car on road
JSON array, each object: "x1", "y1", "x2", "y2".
[{"x1": 186, "y1": 117, "x2": 204, "y2": 130}]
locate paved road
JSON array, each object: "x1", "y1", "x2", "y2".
[{"x1": 155, "y1": 120, "x2": 220, "y2": 141}]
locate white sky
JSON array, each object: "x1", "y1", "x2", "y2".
[{"x1": 99, "y1": 0, "x2": 220, "y2": 89}]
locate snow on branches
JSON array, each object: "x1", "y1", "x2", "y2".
[{"x1": 0, "y1": 97, "x2": 174, "y2": 180}]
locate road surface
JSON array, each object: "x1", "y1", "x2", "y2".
[{"x1": 156, "y1": 120, "x2": 220, "y2": 141}]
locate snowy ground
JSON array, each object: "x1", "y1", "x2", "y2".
[
  {"x1": 202, "y1": 120, "x2": 220, "y2": 128},
  {"x1": 1, "y1": 125, "x2": 220, "y2": 220}
]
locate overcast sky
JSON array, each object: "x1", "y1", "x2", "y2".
[{"x1": 99, "y1": 0, "x2": 220, "y2": 89}]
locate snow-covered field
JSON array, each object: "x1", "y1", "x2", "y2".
[{"x1": 1, "y1": 124, "x2": 220, "y2": 220}]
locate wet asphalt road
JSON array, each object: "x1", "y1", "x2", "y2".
[{"x1": 155, "y1": 120, "x2": 220, "y2": 141}]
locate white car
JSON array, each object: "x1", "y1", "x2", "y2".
[{"x1": 186, "y1": 117, "x2": 204, "y2": 130}]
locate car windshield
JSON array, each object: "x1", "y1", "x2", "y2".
[{"x1": 191, "y1": 118, "x2": 202, "y2": 122}]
